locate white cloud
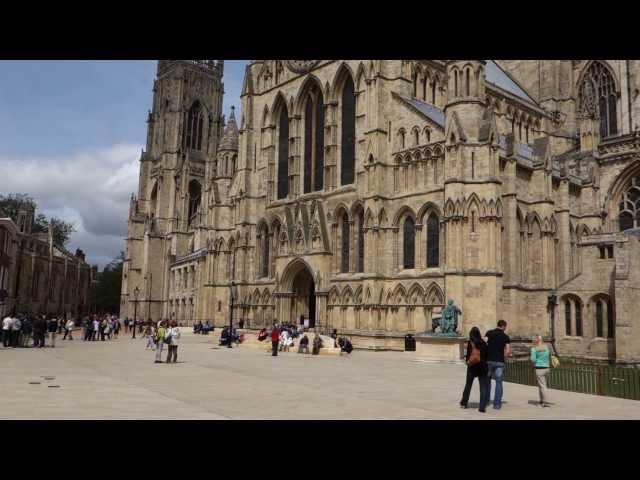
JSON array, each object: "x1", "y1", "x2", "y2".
[{"x1": 0, "y1": 143, "x2": 142, "y2": 269}]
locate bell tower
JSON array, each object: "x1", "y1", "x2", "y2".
[{"x1": 122, "y1": 60, "x2": 225, "y2": 324}]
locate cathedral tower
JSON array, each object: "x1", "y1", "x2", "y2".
[
  {"x1": 443, "y1": 60, "x2": 503, "y2": 335},
  {"x1": 122, "y1": 60, "x2": 225, "y2": 323}
]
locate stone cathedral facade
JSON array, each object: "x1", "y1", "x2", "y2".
[{"x1": 122, "y1": 60, "x2": 640, "y2": 364}]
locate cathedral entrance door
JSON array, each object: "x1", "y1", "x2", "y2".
[{"x1": 291, "y1": 267, "x2": 316, "y2": 328}]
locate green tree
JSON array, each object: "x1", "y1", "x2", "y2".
[
  {"x1": 0, "y1": 193, "x2": 36, "y2": 219},
  {"x1": 0, "y1": 193, "x2": 76, "y2": 247},
  {"x1": 89, "y1": 252, "x2": 124, "y2": 314},
  {"x1": 32, "y1": 215, "x2": 76, "y2": 247}
]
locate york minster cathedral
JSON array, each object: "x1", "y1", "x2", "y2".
[{"x1": 122, "y1": 60, "x2": 640, "y2": 364}]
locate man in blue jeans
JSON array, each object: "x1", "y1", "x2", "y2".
[{"x1": 485, "y1": 320, "x2": 512, "y2": 410}]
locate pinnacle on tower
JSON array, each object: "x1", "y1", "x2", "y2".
[{"x1": 219, "y1": 106, "x2": 239, "y2": 152}]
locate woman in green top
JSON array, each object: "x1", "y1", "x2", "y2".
[
  {"x1": 155, "y1": 321, "x2": 167, "y2": 363},
  {"x1": 530, "y1": 335, "x2": 551, "y2": 407}
]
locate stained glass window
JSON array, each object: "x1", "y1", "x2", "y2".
[
  {"x1": 341, "y1": 213, "x2": 350, "y2": 273},
  {"x1": 403, "y1": 217, "x2": 415, "y2": 269},
  {"x1": 341, "y1": 76, "x2": 356, "y2": 185},
  {"x1": 426, "y1": 213, "x2": 439, "y2": 268},
  {"x1": 277, "y1": 106, "x2": 289, "y2": 199}
]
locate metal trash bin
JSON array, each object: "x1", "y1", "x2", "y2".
[{"x1": 404, "y1": 334, "x2": 416, "y2": 352}]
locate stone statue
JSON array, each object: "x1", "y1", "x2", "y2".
[{"x1": 432, "y1": 299, "x2": 462, "y2": 335}]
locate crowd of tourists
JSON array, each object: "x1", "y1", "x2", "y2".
[
  {"x1": 460, "y1": 319, "x2": 558, "y2": 413},
  {"x1": 81, "y1": 314, "x2": 122, "y2": 341},
  {"x1": 2, "y1": 311, "x2": 77, "y2": 349}
]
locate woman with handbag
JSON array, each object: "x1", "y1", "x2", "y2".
[
  {"x1": 165, "y1": 320, "x2": 180, "y2": 363},
  {"x1": 531, "y1": 335, "x2": 552, "y2": 407},
  {"x1": 460, "y1": 326, "x2": 490, "y2": 412}
]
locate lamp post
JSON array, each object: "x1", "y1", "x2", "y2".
[
  {"x1": 132, "y1": 286, "x2": 140, "y2": 339},
  {"x1": 145, "y1": 273, "x2": 152, "y2": 322},
  {"x1": 548, "y1": 292, "x2": 558, "y2": 356},
  {"x1": 228, "y1": 281, "x2": 237, "y2": 348}
]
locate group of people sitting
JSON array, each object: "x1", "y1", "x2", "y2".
[
  {"x1": 257, "y1": 324, "x2": 354, "y2": 356},
  {"x1": 219, "y1": 326, "x2": 243, "y2": 346},
  {"x1": 193, "y1": 321, "x2": 214, "y2": 335}
]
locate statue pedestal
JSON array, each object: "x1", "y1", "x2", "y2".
[{"x1": 414, "y1": 334, "x2": 466, "y2": 363}]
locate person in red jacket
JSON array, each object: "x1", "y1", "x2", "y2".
[{"x1": 271, "y1": 323, "x2": 280, "y2": 357}]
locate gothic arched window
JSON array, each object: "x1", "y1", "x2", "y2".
[
  {"x1": 277, "y1": 105, "x2": 289, "y2": 199},
  {"x1": 579, "y1": 61, "x2": 618, "y2": 138},
  {"x1": 607, "y1": 299, "x2": 615, "y2": 338},
  {"x1": 595, "y1": 299, "x2": 604, "y2": 338},
  {"x1": 575, "y1": 301, "x2": 583, "y2": 337},
  {"x1": 356, "y1": 209, "x2": 364, "y2": 273},
  {"x1": 303, "y1": 86, "x2": 325, "y2": 193},
  {"x1": 426, "y1": 212, "x2": 440, "y2": 268},
  {"x1": 618, "y1": 175, "x2": 640, "y2": 231},
  {"x1": 340, "y1": 213, "x2": 350, "y2": 273},
  {"x1": 260, "y1": 224, "x2": 270, "y2": 278},
  {"x1": 564, "y1": 299, "x2": 572, "y2": 336},
  {"x1": 341, "y1": 75, "x2": 356, "y2": 186},
  {"x1": 403, "y1": 216, "x2": 415, "y2": 269},
  {"x1": 184, "y1": 101, "x2": 205, "y2": 151},
  {"x1": 187, "y1": 180, "x2": 202, "y2": 227}
]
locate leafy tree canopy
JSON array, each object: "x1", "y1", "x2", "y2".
[
  {"x1": 89, "y1": 252, "x2": 124, "y2": 315},
  {"x1": 0, "y1": 193, "x2": 76, "y2": 247}
]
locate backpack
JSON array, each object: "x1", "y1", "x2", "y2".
[
  {"x1": 467, "y1": 341, "x2": 481, "y2": 366},
  {"x1": 550, "y1": 353, "x2": 560, "y2": 368}
]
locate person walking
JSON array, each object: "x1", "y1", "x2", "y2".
[
  {"x1": 155, "y1": 321, "x2": 166, "y2": 363},
  {"x1": 47, "y1": 315, "x2": 58, "y2": 348},
  {"x1": 485, "y1": 319, "x2": 512, "y2": 410},
  {"x1": 11, "y1": 315, "x2": 22, "y2": 348},
  {"x1": 21, "y1": 315, "x2": 33, "y2": 347},
  {"x1": 105, "y1": 317, "x2": 113, "y2": 340},
  {"x1": 99, "y1": 318, "x2": 107, "y2": 341},
  {"x1": 271, "y1": 323, "x2": 280, "y2": 356},
  {"x1": 92, "y1": 317, "x2": 99, "y2": 341},
  {"x1": 3, "y1": 312, "x2": 14, "y2": 347},
  {"x1": 460, "y1": 327, "x2": 490, "y2": 412},
  {"x1": 165, "y1": 320, "x2": 180, "y2": 363},
  {"x1": 145, "y1": 323, "x2": 156, "y2": 350},
  {"x1": 33, "y1": 315, "x2": 46, "y2": 348},
  {"x1": 83, "y1": 317, "x2": 92, "y2": 341},
  {"x1": 63, "y1": 317, "x2": 75, "y2": 340},
  {"x1": 114, "y1": 318, "x2": 121, "y2": 338},
  {"x1": 531, "y1": 335, "x2": 552, "y2": 408}
]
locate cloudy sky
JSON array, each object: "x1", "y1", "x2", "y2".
[{"x1": 0, "y1": 60, "x2": 248, "y2": 269}]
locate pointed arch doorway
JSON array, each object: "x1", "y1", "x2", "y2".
[
  {"x1": 292, "y1": 267, "x2": 316, "y2": 328},
  {"x1": 280, "y1": 259, "x2": 317, "y2": 328}
]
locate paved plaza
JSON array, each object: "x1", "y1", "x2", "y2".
[{"x1": 1, "y1": 330, "x2": 639, "y2": 420}]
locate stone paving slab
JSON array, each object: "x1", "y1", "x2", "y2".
[{"x1": 1, "y1": 332, "x2": 639, "y2": 420}]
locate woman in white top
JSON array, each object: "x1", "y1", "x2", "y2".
[
  {"x1": 281, "y1": 330, "x2": 294, "y2": 352},
  {"x1": 63, "y1": 318, "x2": 75, "y2": 340},
  {"x1": 165, "y1": 320, "x2": 181, "y2": 363},
  {"x1": 145, "y1": 324, "x2": 156, "y2": 350}
]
